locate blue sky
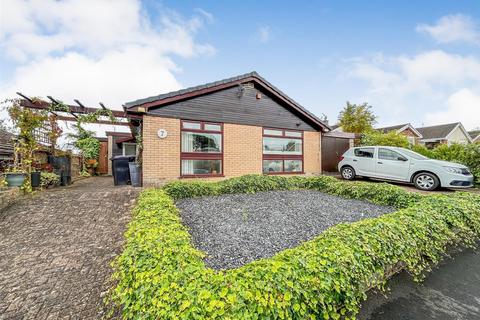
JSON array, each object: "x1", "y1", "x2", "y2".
[{"x1": 1, "y1": 0, "x2": 480, "y2": 136}]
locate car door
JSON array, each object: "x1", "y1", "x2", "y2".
[
  {"x1": 375, "y1": 148, "x2": 411, "y2": 181},
  {"x1": 352, "y1": 147, "x2": 376, "y2": 176}
]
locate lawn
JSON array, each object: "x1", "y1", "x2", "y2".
[{"x1": 109, "y1": 175, "x2": 480, "y2": 319}]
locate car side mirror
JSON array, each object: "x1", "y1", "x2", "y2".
[{"x1": 398, "y1": 156, "x2": 408, "y2": 161}]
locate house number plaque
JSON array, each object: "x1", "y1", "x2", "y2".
[{"x1": 157, "y1": 129, "x2": 168, "y2": 139}]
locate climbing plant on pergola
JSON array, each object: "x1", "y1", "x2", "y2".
[{"x1": 6, "y1": 93, "x2": 141, "y2": 185}]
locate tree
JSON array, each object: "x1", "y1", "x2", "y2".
[{"x1": 337, "y1": 102, "x2": 377, "y2": 133}]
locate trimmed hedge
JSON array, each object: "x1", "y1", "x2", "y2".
[{"x1": 110, "y1": 175, "x2": 480, "y2": 319}]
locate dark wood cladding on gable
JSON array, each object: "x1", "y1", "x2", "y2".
[{"x1": 147, "y1": 85, "x2": 318, "y2": 131}]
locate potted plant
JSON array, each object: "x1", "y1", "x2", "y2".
[
  {"x1": 4, "y1": 170, "x2": 27, "y2": 187},
  {"x1": 86, "y1": 158, "x2": 98, "y2": 175}
]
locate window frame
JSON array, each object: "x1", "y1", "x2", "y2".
[
  {"x1": 354, "y1": 147, "x2": 375, "y2": 158},
  {"x1": 180, "y1": 120, "x2": 224, "y2": 178},
  {"x1": 378, "y1": 148, "x2": 408, "y2": 162},
  {"x1": 122, "y1": 142, "x2": 137, "y2": 156},
  {"x1": 262, "y1": 127, "x2": 304, "y2": 175}
]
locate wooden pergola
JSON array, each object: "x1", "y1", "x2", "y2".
[{"x1": 16, "y1": 92, "x2": 141, "y2": 128}]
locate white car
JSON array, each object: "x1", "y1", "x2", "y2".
[{"x1": 338, "y1": 146, "x2": 474, "y2": 191}]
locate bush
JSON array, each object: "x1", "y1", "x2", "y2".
[
  {"x1": 413, "y1": 143, "x2": 480, "y2": 184},
  {"x1": 75, "y1": 136, "x2": 100, "y2": 160},
  {"x1": 40, "y1": 172, "x2": 60, "y2": 188},
  {"x1": 360, "y1": 130, "x2": 410, "y2": 148},
  {"x1": 110, "y1": 175, "x2": 480, "y2": 319}
]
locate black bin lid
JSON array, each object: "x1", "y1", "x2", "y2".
[{"x1": 110, "y1": 155, "x2": 135, "y2": 161}]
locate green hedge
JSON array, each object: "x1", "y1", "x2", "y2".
[
  {"x1": 110, "y1": 175, "x2": 480, "y2": 319},
  {"x1": 412, "y1": 143, "x2": 480, "y2": 185}
]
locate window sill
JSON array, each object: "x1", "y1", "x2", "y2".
[
  {"x1": 180, "y1": 174, "x2": 225, "y2": 179},
  {"x1": 263, "y1": 172, "x2": 305, "y2": 175}
]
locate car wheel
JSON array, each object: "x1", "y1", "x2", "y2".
[
  {"x1": 413, "y1": 172, "x2": 439, "y2": 191},
  {"x1": 341, "y1": 166, "x2": 356, "y2": 180}
]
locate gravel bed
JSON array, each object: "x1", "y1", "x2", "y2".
[{"x1": 176, "y1": 190, "x2": 395, "y2": 270}]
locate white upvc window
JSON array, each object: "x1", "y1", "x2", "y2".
[{"x1": 122, "y1": 143, "x2": 137, "y2": 156}]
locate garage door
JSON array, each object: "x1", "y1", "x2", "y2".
[{"x1": 322, "y1": 136, "x2": 351, "y2": 172}]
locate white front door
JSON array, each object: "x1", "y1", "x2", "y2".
[{"x1": 375, "y1": 148, "x2": 410, "y2": 181}]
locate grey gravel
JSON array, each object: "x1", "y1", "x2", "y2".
[{"x1": 176, "y1": 190, "x2": 395, "y2": 270}]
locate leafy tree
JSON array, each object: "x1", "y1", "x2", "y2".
[
  {"x1": 360, "y1": 130, "x2": 410, "y2": 148},
  {"x1": 338, "y1": 102, "x2": 377, "y2": 133}
]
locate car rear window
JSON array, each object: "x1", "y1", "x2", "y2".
[{"x1": 354, "y1": 148, "x2": 374, "y2": 158}]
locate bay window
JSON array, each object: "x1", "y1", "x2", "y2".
[
  {"x1": 181, "y1": 120, "x2": 223, "y2": 177},
  {"x1": 263, "y1": 128, "x2": 303, "y2": 174}
]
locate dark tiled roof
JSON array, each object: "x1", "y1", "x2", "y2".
[
  {"x1": 376, "y1": 123, "x2": 409, "y2": 133},
  {"x1": 124, "y1": 72, "x2": 259, "y2": 108},
  {"x1": 469, "y1": 130, "x2": 480, "y2": 140},
  {"x1": 124, "y1": 71, "x2": 329, "y2": 130},
  {"x1": 330, "y1": 124, "x2": 340, "y2": 130},
  {"x1": 0, "y1": 130, "x2": 15, "y2": 157},
  {"x1": 416, "y1": 122, "x2": 460, "y2": 140}
]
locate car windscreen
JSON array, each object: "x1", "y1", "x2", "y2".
[{"x1": 398, "y1": 148, "x2": 429, "y2": 160}]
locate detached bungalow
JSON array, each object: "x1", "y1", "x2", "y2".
[
  {"x1": 416, "y1": 122, "x2": 472, "y2": 148},
  {"x1": 376, "y1": 123, "x2": 423, "y2": 145},
  {"x1": 124, "y1": 72, "x2": 330, "y2": 186}
]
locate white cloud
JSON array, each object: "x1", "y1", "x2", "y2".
[
  {"x1": 425, "y1": 89, "x2": 480, "y2": 131},
  {"x1": 347, "y1": 50, "x2": 480, "y2": 130},
  {"x1": 256, "y1": 26, "x2": 272, "y2": 43},
  {"x1": 194, "y1": 8, "x2": 214, "y2": 23},
  {"x1": 0, "y1": 0, "x2": 215, "y2": 108},
  {"x1": 4, "y1": 48, "x2": 181, "y2": 107},
  {"x1": 416, "y1": 14, "x2": 480, "y2": 45}
]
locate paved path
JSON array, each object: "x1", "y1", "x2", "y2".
[
  {"x1": 359, "y1": 247, "x2": 480, "y2": 320},
  {"x1": 0, "y1": 177, "x2": 138, "y2": 319}
]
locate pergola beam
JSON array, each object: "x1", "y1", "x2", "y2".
[
  {"x1": 74, "y1": 99, "x2": 86, "y2": 109},
  {"x1": 18, "y1": 96, "x2": 127, "y2": 118},
  {"x1": 16, "y1": 92, "x2": 33, "y2": 103},
  {"x1": 54, "y1": 115, "x2": 130, "y2": 126}
]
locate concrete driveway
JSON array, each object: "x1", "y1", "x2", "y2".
[
  {"x1": 358, "y1": 247, "x2": 480, "y2": 320},
  {"x1": 0, "y1": 177, "x2": 138, "y2": 319}
]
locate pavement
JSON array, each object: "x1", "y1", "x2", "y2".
[
  {"x1": 358, "y1": 247, "x2": 480, "y2": 320},
  {"x1": 0, "y1": 177, "x2": 138, "y2": 320}
]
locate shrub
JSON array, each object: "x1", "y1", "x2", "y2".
[
  {"x1": 413, "y1": 143, "x2": 480, "y2": 184},
  {"x1": 75, "y1": 136, "x2": 100, "y2": 160},
  {"x1": 110, "y1": 175, "x2": 480, "y2": 319},
  {"x1": 40, "y1": 172, "x2": 60, "y2": 188},
  {"x1": 360, "y1": 130, "x2": 410, "y2": 148}
]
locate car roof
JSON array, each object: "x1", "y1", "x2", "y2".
[{"x1": 354, "y1": 146, "x2": 404, "y2": 149}]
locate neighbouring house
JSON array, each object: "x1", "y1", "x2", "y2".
[
  {"x1": 469, "y1": 130, "x2": 480, "y2": 143},
  {"x1": 376, "y1": 123, "x2": 423, "y2": 145},
  {"x1": 124, "y1": 72, "x2": 330, "y2": 186},
  {"x1": 0, "y1": 130, "x2": 15, "y2": 171},
  {"x1": 416, "y1": 122, "x2": 472, "y2": 149},
  {"x1": 330, "y1": 124, "x2": 342, "y2": 132},
  {"x1": 0, "y1": 130, "x2": 15, "y2": 162}
]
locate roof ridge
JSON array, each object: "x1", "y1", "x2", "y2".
[
  {"x1": 416, "y1": 122, "x2": 460, "y2": 129},
  {"x1": 124, "y1": 71, "x2": 330, "y2": 131},
  {"x1": 124, "y1": 71, "x2": 259, "y2": 108}
]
